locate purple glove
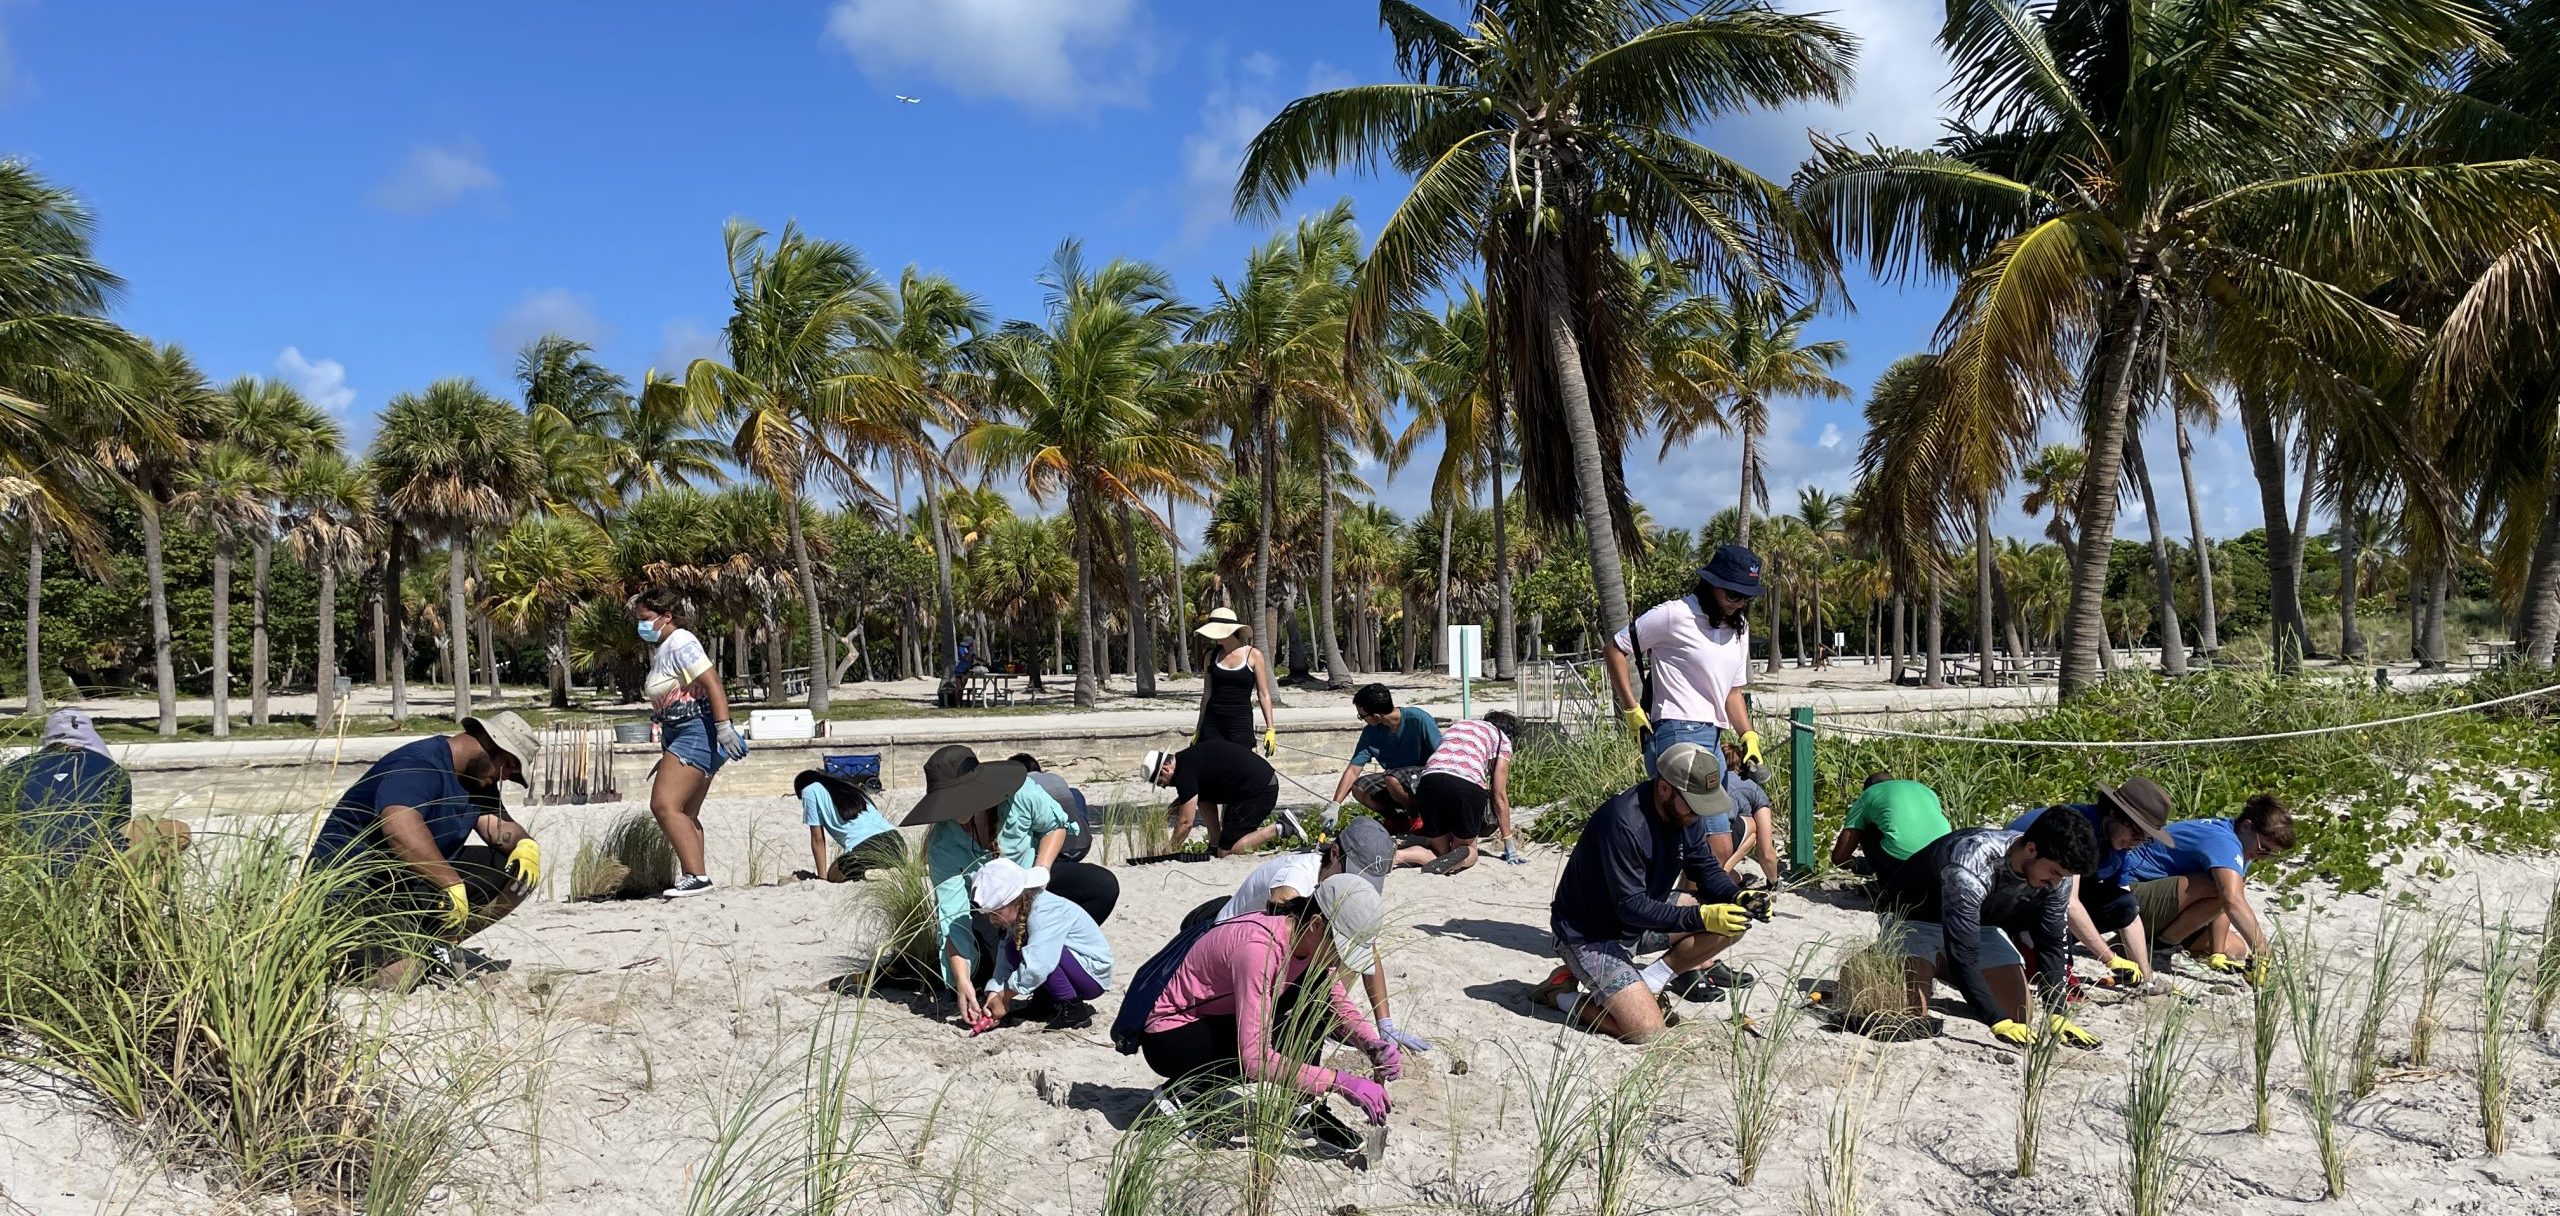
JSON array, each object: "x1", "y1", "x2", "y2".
[
  {"x1": 1331, "y1": 1073, "x2": 1391, "y2": 1125},
  {"x1": 1363, "y1": 1034, "x2": 1404, "y2": 1081}
]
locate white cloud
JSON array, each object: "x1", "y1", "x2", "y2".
[
  {"x1": 490, "y1": 288, "x2": 609, "y2": 361},
  {"x1": 371, "y1": 140, "x2": 500, "y2": 214},
  {"x1": 1178, "y1": 50, "x2": 1285, "y2": 245},
  {"x1": 274, "y1": 347, "x2": 356, "y2": 414},
  {"x1": 1816, "y1": 422, "x2": 1842, "y2": 450},
  {"x1": 1713, "y1": 0, "x2": 1953, "y2": 178},
  {"x1": 823, "y1": 0, "x2": 1154, "y2": 111},
  {"x1": 653, "y1": 319, "x2": 726, "y2": 374},
  {"x1": 1304, "y1": 61, "x2": 1357, "y2": 95},
  {"x1": 1627, "y1": 401, "x2": 1862, "y2": 532}
]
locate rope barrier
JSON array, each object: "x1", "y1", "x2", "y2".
[{"x1": 1786, "y1": 681, "x2": 2560, "y2": 749}]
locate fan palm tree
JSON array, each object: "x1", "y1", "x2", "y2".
[
  {"x1": 1798, "y1": 0, "x2": 2549, "y2": 697},
  {"x1": 686, "y1": 220, "x2": 905, "y2": 712},
  {"x1": 369, "y1": 378, "x2": 538, "y2": 721},
  {"x1": 968, "y1": 513, "x2": 1074, "y2": 668},
  {"x1": 1662, "y1": 289, "x2": 1848, "y2": 545},
  {"x1": 104, "y1": 343, "x2": 230, "y2": 734},
  {"x1": 221, "y1": 376, "x2": 339, "y2": 725},
  {"x1": 484, "y1": 513, "x2": 617, "y2": 709},
  {"x1": 171, "y1": 444, "x2": 277, "y2": 737},
  {"x1": 970, "y1": 242, "x2": 1218, "y2": 707},
  {"x1": 1236, "y1": 0, "x2": 1854, "y2": 645},
  {"x1": 281, "y1": 451, "x2": 374, "y2": 733}
]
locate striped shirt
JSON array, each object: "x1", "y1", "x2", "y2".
[{"x1": 1422, "y1": 719, "x2": 1512, "y2": 788}]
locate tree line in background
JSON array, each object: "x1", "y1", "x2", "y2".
[{"x1": 6, "y1": 0, "x2": 2560, "y2": 736}]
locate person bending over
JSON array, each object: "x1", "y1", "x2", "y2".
[
  {"x1": 2116, "y1": 795, "x2": 2296, "y2": 980},
  {"x1": 970, "y1": 858, "x2": 1114, "y2": 1031},
  {"x1": 1828, "y1": 773, "x2": 1951, "y2": 890},
  {"x1": 794, "y1": 768, "x2": 905, "y2": 882},
  {"x1": 1873, "y1": 811, "x2": 2102, "y2": 1048},
  {"x1": 1010, "y1": 754, "x2": 1095, "y2": 863},
  {"x1": 908, "y1": 746, "x2": 1118, "y2": 1029},
  {"x1": 1143, "y1": 737, "x2": 1292, "y2": 857},
  {"x1": 1718, "y1": 738, "x2": 1781, "y2": 888},
  {"x1": 1532, "y1": 743, "x2": 1758, "y2": 1043},
  {"x1": 1124, "y1": 875, "x2": 1398, "y2": 1128},
  {"x1": 1175, "y1": 819, "x2": 1430, "y2": 1053},
  {"x1": 308, "y1": 713, "x2": 545, "y2": 989},
  {"x1": 1604, "y1": 543, "x2": 1765, "y2": 785},
  {"x1": 1326, "y1": 684, "x2": 1441, "y2": 831},
  {"x1": 2006, "y1": 777, "x2": 2174, "y2": 986},
  {"x1": 1400, "y1": 711, "x2": 1519, "y2": 875},
  {"x1": 3, "y1": 709, "x2": 190, "y2": 870}
]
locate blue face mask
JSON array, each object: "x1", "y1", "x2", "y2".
[{"x1": 637, "y1": 620, "x2": 662, "y2": 645}]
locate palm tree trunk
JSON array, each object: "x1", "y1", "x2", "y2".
[
  {"x1": 2337, "y1": 505, "x2": 2367, "y2": 661},
  {"x1": 447, "y1": 539, "x2": 472, "y2": 721},
  {"x1": 1316, "y1": 459, "x2": 1352, "y2": 684},
  {"x1": 1120, "y1": 500, "x2": 1158, "y2": 697},
  {"x1": 1253, "y1": 382, "x2": 1279, "y2": 650},
  {"x1": 1737, "y1": 424, "x2": 1756, "y2": 548},
  {"x1": 1975, "y1": 496, "x2": 1999, "y2": 687},
  {"x1": 141, "y1": 497, "x2": 177, "y2": 736},
  {"x1": 2517, "y1": 487, "x2": 2560, "y2": 665},
  {"x1": 2059, "y1": 286, "x2": 2152, "y2": 698},
  {"x1": 1071, "y1": 496, "x2": 1098, "y2": 708},
  {"x1": 476, "y1": 565, "x2": 499, "y2": 702},
  {"x1": 2421, "y1": 561, "x2": 2449, "y2": 668},
  {"x1": 211, "y1": 540, "x2": 233, "y2": 738},
  {"x1": 22, "y1": 522, "x2": 42, "y2": 718},
  {"x1": 2239, "y1": 388, "x2": 2309, "y2": 669},
  {"x1": 548, "y1": 612, "x2": 571, "y2": 710},
  {"x1": 1765, "y1": 568, "x2": 1784, "y2": 675},
  {"x1": 1433, "y1": 507, "x2": 1454, "y2": 662},
  {"x1": 316, "y1": 563, "x2": 340, "y2": 732},
  {"x1": 1491, "y1": 414, "x2": 1516, "y2": 680},
  {"x1": 2173, "y1": 409, "x2": 2220, "y2": 654},
  {"x1": 1924, "y1": 565, "x2": 1946, "y2": 688},
  {"x1": 763, "y1": 598, "x2": 786, "y2": 707},
  {"x1": 783, "y1": 496, "x2": 831, "y2": 714},
  {"x1": 386, "y1": 538, "x2": 409, "y2": 722},
  {"x1": 925, "y1": 468, "x2": 960, "y2": 670},
  {"x1": 2127, "y1": 429, "x2": 2188, "y2": 676},
  {"x1": 1166, "y1": 487, "x2": 1188, "y2": 676},
  {"x1": 1538, "y1": 292, "x2": 1634, "y2": 645},
  {"x1": 370, "y1": 579, "x2": 386, "y2": 686},
  {"x1": 1888, "y1": 589, "x2": 1904, "y2": 683},
  {"x1": 248, "y1": 535, "x2": 272, "y2": 725}
]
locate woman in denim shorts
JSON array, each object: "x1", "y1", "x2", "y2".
[{"x1": 630, "y1": 588, "x2": 749, "y2": 897}]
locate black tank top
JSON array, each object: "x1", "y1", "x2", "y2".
[{"x1": 1199, "y1": 651, "x2": 1257, "y2": 744}]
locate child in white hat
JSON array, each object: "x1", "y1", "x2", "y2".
[{"x1": 968, "y1": 858, "x2": 1115, "y2": 1031}]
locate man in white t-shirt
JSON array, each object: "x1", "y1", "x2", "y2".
[{"x1": 1604, "y1": 543, "x2": 1766, "y2": 818}]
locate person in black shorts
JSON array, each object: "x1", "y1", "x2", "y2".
[
  {"x1": 1143, "y1": 738, "x2": 1289, "y2": 857},
  {"x1": 1398, "y1": 711, "x2": 1519, "y2": 875}
]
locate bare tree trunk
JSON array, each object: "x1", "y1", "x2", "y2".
[
  {"x1": 2519, "y1": 486, "x2": 2560, "y2": 664},
  {"x1": 1539, "y1": 291, "x2": 1633, "y2": 644},
  {"x1": 1072, "y1": 496, "x2": 1099, "y2": 708},
  {"x1": 211, "y1": 540, "x2": 233, "y2": 738},
  {"x1": 1122, "y1": 500, "x2": 1158, "y2": 696},
  {"x1": 784, "y1": 496, "x2": 831, "y2": 713},
  {"x1": 371, "y1": 581, "x2": 386, "y2": 686},
  {"x1": 2173, "y1": 408, "x2": 2220, "y2": 654},
  {"x1": 2337, "y1": 505, "x2": 2367, "y2": 661},
  {"x1": 1253, "y1": 383, "x2": 1279, "y2": 651},
  {"x1": 1765, "y1": 566, "x2": 1785, "y2": 676},
  {"x1": 386, "y1": 536, "x2": 410, "y2": 723},
  {"x1": 925, "y1": 467, "x2": 960, "y2": 671},
  {"x1": 1491, "y1": 411, "x2": 1517, "y2": 680},
  {"x1": 1434, "y1": 507, "x2": 1454, "y2": 661},
  {"x1": 2421, "y1": 561, "x2": 2449, "y2": 669},
  {"x1": 2240, "y1": 388, "x2": 2309, "y2": 669},
  {"x1": 250, "y1": 535, "x2": 272, "y2": 725},
  {"x1": 141, "y1": 498, "x2": 178, "y2": 736},
  {"x1": 316, "y1": 563, "x2": 340, "y2": 732},
  {"x1": 548, "y1": 613, "x2": 572, "y2": 709},
  {"x1": 1924, "y1": 566, "x2": 1946, "y2": 688},
  {"x1": 1888, "y1": 589, "x2": 1905, "y2": 683},
  {"x1": 1737, "y1": 422, "x2": 1756, "y2": 548},
  {"x1": 446, "y1": 538, "x2": 472, "y2": 721},
  {"x1": 1975, "y1": 494, "x2": 1999, "y2": 687},
  {"x1": 1166, "y1": 487, "x2": 1188, "y2": 676},
  {"x1": 1316, "y1": 458, "x2": 1352, "y2": 684},
  {"x1": 476, "y1": 559, "x2": 499, "y2": 702},
  {"x1": 764, "y1": 599, "x2": 786, "y2": 707},
  {"x1": 2127, "y1": 429, "x2": 2189, "y2": 676},
  {"x1": 22, "y1": 523, "x2": 41, "y2": 717},
  {"x1": 2060, "y1": 286, "x2": 2151, "y2": 698}
]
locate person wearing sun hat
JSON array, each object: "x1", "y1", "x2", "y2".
[
  {"x1": 1602, "y1": 542, "x2": 1767, "y2": 806},
  {"x1": 307, "y1": 711, "x2": 546, "y2": 988},
  {"x1": 2006, "y1": 776, "x2": 2176, "y2": 985},
  {"x1": 792, "y1": 768, "x2": 905, "y2": 882},
  {"x1": 909, "y1": 744, "x2": 1120, "y2": 1028},
  {"x1": 1192, "y1": 605, "x2": 1279, "y2": 754}
]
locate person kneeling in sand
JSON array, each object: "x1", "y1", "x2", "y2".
[
  {"x1": 1176, "y1": 819, "x2": 1432, "y2": 1054},
  {"x1": 307, "y1": 713, "x2": 544, "y2": 989},
  {"x1": 1116, "y1": 875, "x2": 1399, "y2": 1130},
  {"x1": 2007, "y1": 778, "x2": 2175, "y2": 988},
  {"x1": 1396, "y1": 710, "x2": 1520, "y2": 875},
  {"x1": 3, "y1": 709, "x2": 190, "y2": 871},
  {"x1": 1873, "y1": 810, "x2": 2103, "y2": 1048},
  {"x1": 2114, "y1": 795, "x2": 2295, "y2": 981},
  {"x1": 794, "y1": 768, "x2": 905, "y2": 882},
  {"x1": 1531, "y1": 743, "x2": 1758, "y2": 1043},
  {"x1": 1326, "y1": 683, "x2": 1440, "y2": 832},
  {"x1": 1143, "y1": 738, "x2": 1297, "y2": 857},
  {"x1": 1828, "y1": 773, "x2": 1951, "y2": 891},
  {"x1": 968, "y1": 858, "x2": 1113, "y2": 1031},
  {"x1": 909, "y1": 746, "x2": 1120, "y2": 1030}
]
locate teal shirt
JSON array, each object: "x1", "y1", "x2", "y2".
[{"x1": 926, "y1": 779, "x2": 1072, "y2": 975}]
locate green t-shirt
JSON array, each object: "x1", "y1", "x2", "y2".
[{"x1": 1843, "y1": 780, "x2": 1952, "y2": 861}]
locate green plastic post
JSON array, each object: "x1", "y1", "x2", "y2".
[{"x1": 1788, "y1": 706, "x2": 1815, "y2": 878}]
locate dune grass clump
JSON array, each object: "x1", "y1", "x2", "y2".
[
  {"x1": 2015, "y1": 1008, "x2": 2066, "y2": 1178},
  {"x1": 2124, "y1": 1002, "x2": 2202, "y2": 1216},
  {"x1": 1515, "y1": 728, "x2": 1646, "y2": 843},
  {"x1": 682, "y1": 1001, "x2": 933, "y2": 1216},
  {"x1": 582, "y1": 810, "x2": 674, "y2": 897},
  {"x1": 2248, "y1": 948, "x2": 2289, "y2": 1135},
  {"x1": 1834, "y1": 924, "x2": 1915, "y2": 1037},
  {"x1": 1728, "y1": 947, "x2": 1814, "y2": 1187},
  {"x1": 847, "y1": 839, "x2": 941, "y2": 987},
  {"x1": 1808, "y1": 1045, "x2": 1888, "y2": 1216},
  {"x1": 2478, "y1": 911, "x2": 2527, "y2": 1156},
  {"x1": 2349, "y1": 909, "x2": 2407, "y2": 1099},
  {"x1": 2531, "y1": 882, "x2": 2560, "y2": 1033},
  {"x1": 2279, "y1": 923, "x2": 2354, "y2": 1198},
  {"x1": 2410, "y1": 911, "x2": 2463, "y2": 1067}
]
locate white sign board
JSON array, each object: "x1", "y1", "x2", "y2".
[
  {"x1": 1445, "y1": 624, "x2": 1483, "y2": 680},
  {"x1": 1833, "y1": 632, "x2": 1846, "y2": 650}
]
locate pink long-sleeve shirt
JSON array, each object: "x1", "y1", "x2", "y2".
[{"x1": 1143, "y1": 913, "x2": 1380, "y2": 1095}]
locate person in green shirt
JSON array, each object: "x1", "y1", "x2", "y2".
[{"x1": 1829, "y1": 774, "x2": 1952, "y2": 889}]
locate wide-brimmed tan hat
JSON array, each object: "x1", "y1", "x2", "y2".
[
  {"x1": 1195, "y1": 606, "x2": 1247, "y2": 640},
  {"x1": 462, "y1": 713, "x2": 544, "y2": 787},
  {"x1": 2095, "y1": 777, "x2": 2175, "y2": 845}
]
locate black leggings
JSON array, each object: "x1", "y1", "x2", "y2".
[
  {"x1": 1046, "y1": 855, "x2": 1120, "y2": 926},
  {"x1": 1138, "y1": 980, "x2": 1330, "y2": 1084}
]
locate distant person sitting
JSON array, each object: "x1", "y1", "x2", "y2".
[
  {"x1": 307, "y1": 713, "x2": 545, "y2": 989},
  {"x1": 793, "y1": 768, "x2": 905, "y2": 882},
  {"x1": 1400, "y1": 711, "x2": 1519, "y2": 875},
  {"x1": 1143, "y1": 737, "x2": 1294, "y2": 856},
  {"x1": 1326, "y1": 684, "x2": 1441, "y2": 831},
  {"x1": 969, "y1": 858, "x2": 1114, "y2": 1031},
  {"x1": 1828, "y1": 773, "x2": 1951, "y2": 889},
  {"x1": 1532, "y1": 742, "x2": 1757, "y2": 1043},
  {"x1": 1010, "y1": 753, "x2": 1094, "y2": 863},
  {"x1": 3, "y1": 709, "x2": 186, "y2": 870},
  {"x1": 2115, "y1": 795, "x2": 2296, "y2": 980},
  {"x1": 1872, "y1": 811, "x2": 2102, "y2": 1047},
  {"x1": 2006, "y1": 778, "x2": 2174, "y2": 986}
]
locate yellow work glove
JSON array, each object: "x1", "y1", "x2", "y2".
[
  {"x1": 1696, "y1": 903, "x2": 1754, "y2": 937},
  {"x1": 2244, "y1": 953, "x2": 2271, "y2": 986},
  {"x1": 1622, "y1": 706, "x2": 1652, "y2": 736},
  {"x1": 2107, "y1": 955, "x2": 2144, "y2": 984},
  {"x1": 440, "y1": 883, "x2": 471, "y2": 932},
  {"x1": 2204, "y1": 952, "x2": 2249, "y2": 976},
  {"x1": 506, "y1": 839, "x2": 542, "y2": 894},
  {"x1": 2047, "y1": 1013, "x2": 2101, "y2": 1049},
  {"x1": 1741, "y1": 729, "x2": 1765, "y2": 770},
  {"x1": 1990, "y1": 1019, "x2": 2035, "y2": 1046},
  {"x1": 1262, "y1": 728, "x2": 1278, "y2": 757}
]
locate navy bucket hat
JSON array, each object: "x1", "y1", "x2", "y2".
[{"x1": 1697, "y1": 543, "x2": 1767, "y2": 598}]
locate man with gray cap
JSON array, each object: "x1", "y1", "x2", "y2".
[
  {"x1": 1175, "y1": 818, "x2": 1432, "y2": 1053},
  {"x1": 308, "y1": 712, "x2": 545, "y2": 987},
  {"x1": 1534, "y1": 742, "x2": 1759, "y2": 1043},
  {"x1": 4, "y1": 708, "x2": 168, "y2": 870}
]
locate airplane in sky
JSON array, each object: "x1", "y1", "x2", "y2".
[{"x1": 893, "y1": 94, "x2": 921, "y2": 105}]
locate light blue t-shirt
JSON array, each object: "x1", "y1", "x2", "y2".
[
  {"x1": 802, "y1": 785, "x2": 897, "y2": 854},
  {"x1": 987, "y1": 889, "x2": 1116, "y2": 998},
  {"x1": 2117, "y1": 818, "x2": 2249, "y2": 885}
]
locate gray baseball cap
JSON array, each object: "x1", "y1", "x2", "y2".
[
  {"x1": 1314, "y1": 873, "x2": 1385, "y2": 973},
  {"x1": 1335, "y1": 817, "x2": 1394, "y2": 893},
  {"x1": 41, "y1": 709, "x2": 109, "y2": 757},
  {"x1": 1656, "y1": 742, "x2": 1736, "y2": 819}
]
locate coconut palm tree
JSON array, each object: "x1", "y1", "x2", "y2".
[
  {"x1": 878, "y1": 267, "x2": 989, "y2": 678},
  {"x1": 484, "y1": 513, "x2": 617, "y2": 709},
  {"x1": 171, "y1": 443, "x2": 277, "y2": 738},
  {"x1": 1798, "y1": 0, "x2": 2549, "y2": 697},
  {"x1": 281, "y1": 451, "x2": 374, "y2": 733},
  {"x1": 611, "y1": 371, "x2": 731, "y2": 500},
  {"x1": 1236, "y1": 0, "x2": 1854, "y2": 646},
  {"x1": 220, "y1": 376, "x2": 339, "y2": 725},
  {"x1": 1662, "y1": 289, "x2": 1848, "y2": 545},
  {"x1": 516, "y1": 336, "x2": 627, "y2": 519},
  {"x1": 971, "y1": 242, "x2": 1218, "y2": 707},
  {"x1": 1794, "y1": 486, "x2": 1843, "y2": 662},
  {"x1": 369, "y1": 378, "x2": 538, "y2": 722}
]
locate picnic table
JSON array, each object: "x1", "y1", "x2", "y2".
[
  {"x1": 963, "y1": 671, "x2": 1018, "y2": 707},
  {"x1": 2469, "y1": 639, "x2": 2521, "y2": 669}
]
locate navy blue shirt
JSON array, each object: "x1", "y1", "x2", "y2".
[
  {"x1": 309, "y1": 736, "x2": 480, "y2": 867},
  {"x1": 5, "y1": 747, "x2": 132, "y2": 864},
  {"x1": 1551, "y1": 782, "x2": 1741, "y2": 945},
  {"x1": 2007, "y1": 803, "x2": 2128, "y2": 884}
]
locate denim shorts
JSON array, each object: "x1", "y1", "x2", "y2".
[
  {"x1": 1646, "y1": 718, "x2": 1733, "y2": 820},
  {"x1": 660, "y1": 714, "x2": 725, "y2": 776},
  {"x1": 1890, "y1": 919, "x2": 2023, "y2": 970}
]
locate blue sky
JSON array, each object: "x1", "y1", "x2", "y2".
[{"x1": 2, "y1": 0, "x2": 2290, "y2": 546}]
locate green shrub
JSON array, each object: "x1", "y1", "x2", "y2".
[{"x1": 1515, "y1": 728, "x2": 1646, "y2": 843}]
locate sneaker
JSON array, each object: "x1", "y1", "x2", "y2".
[
  {"x1": 1664, "y1": 969, "x2": 1730, "y2": 1003},
  {"x1": 1702, "y1": 961, "x2": 1756, "y2": 990},
  {"x1": 1420, "y1": 849, "x2": 1471, "y2": 876},
  {"x1": 1530, "y1": 965, "x2": 1578, "y2": 1010},
  {"x1": 664, "y1": 874, "x2": 715, "y2": 898},
  {"x1": 1044, "y1": 1000, "x2": 1097, "y2": 1031},
  {"x1": 1273, "y1": 806, "x2": 1308, "y2": 843}
]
